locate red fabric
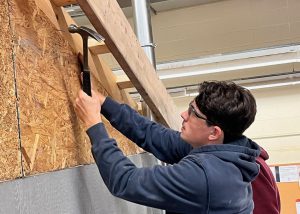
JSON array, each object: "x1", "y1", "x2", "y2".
[{"x1": 252, "y1": 147, "x2": 281, "y2": 214}]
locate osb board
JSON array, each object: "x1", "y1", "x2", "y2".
[
  {"x1": 0, "y1": 1, "x2": 22, "y2": 181},
  {"x1": 0, "y1": 0, "x2": 140, "y2": 178}
]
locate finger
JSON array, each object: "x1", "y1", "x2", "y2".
[
  {"x1": 78, "y1": 89, "x2": 88, "y2": 100},
  {"x1": 90, "y1": 77, "x2": 95, "y2": 91},
  {"x1": 91, "y1": 89, "x2": 97, "y2": 98},
  {"x1": 74, "y1": 101, "x2": 85, "y2": 118},
  {"x1": 75, "y1": 92, "x2": 86, "y2": 108}
]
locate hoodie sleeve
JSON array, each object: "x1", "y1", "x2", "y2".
[
  {"x1": 87, "y1": 123, "x2": 208, "y2": 213},
  {"x1": 101, "y1": 97, "x2": 192, "y2": 164}
]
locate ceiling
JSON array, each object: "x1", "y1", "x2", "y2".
[
  {"x1": 66, "y1": 0, "x2": 226, "y2": 18},
  {"x1": 120, "y1": 0, "x2": 226, "y2": 17}
]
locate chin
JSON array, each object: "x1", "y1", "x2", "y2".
[
  {"x1": 180, "y1": 133, "x2": 190, "y2": 144},
  {"x1": 180, "y1": 132, "x2": 185, "y2": 140}
]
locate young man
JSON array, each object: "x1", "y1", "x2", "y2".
[{"x1": 74, "y1": 81, "x2": 261, "y2": 213}]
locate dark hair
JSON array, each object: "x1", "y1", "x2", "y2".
[{"x1": 195, "y1": 81, "x2": 256, "y2": 143}]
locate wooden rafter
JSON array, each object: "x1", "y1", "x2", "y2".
[{"x1": 77, "y1": 0, "x2": 181, "y2": 129}]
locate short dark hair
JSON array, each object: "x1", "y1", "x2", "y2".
[{"x1": 195, "y1": 81, "x2": 256, "y2": 143}]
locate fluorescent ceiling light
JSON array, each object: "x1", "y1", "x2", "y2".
[
  {"x1": 185, "y1": 81, "x2": 300, "y2": 97},
  {"x1": 157, "y1": 45, "x2": 300, "y2": 71},
  {"x1": 159, "y1": 59, "x2": 300, "y2": 79},
  {"x1": 114, "y1": 44, "x2": 300, "y2": 80},
  {"x1": 245, "y1": 81, "x2": 300, "y2": 90}
]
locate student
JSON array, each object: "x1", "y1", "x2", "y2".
[{"x1": 74, "y1": 81, "x2": 261, "y2": 214}]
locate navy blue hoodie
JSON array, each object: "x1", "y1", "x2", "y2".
[{"x1": 87, "y1": 97, "x2": 261, "y2": 214}]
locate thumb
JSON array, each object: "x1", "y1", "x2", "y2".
[{"x1": 79, "y1": 89, "x2": 90, "y2": 100}]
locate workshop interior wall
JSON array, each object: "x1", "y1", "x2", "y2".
[
  {"x1": 246, "y1": 85, "x2": 300, "y2": 165},
  {"x1": 0, "y1": 0, "x2": 140, "y2": 181}
]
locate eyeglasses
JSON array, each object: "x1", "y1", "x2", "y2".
[{"x1": 188, "y1": 102, "x2": 213, "y2": 124}]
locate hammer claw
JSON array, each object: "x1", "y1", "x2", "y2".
[{"x1": 80, "y1": 26, "x2": 105, "y2": 42}]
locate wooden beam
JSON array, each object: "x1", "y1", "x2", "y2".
[
  {"x1": 77, "y1": 0, "x2": 181, "y2": 129},
  {"x1": 91, "y1": 53, "x2": 137, "y2": 109},
  {"x1": 116, "y1": 75, "x2": 133, "y2": 89},
  {"x1": 89, "y1": 40, "x2": 110, "y2": 55},
  {"x1": 51, "y1": 0, "x2": 76, "y2": 7}
]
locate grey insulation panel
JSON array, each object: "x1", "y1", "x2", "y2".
[{"x1": 0, "y1": 153, "x2": 163, "y2": 214}]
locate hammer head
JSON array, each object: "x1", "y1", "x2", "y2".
[{"x1": 68, "y1": 24, "x2": 105, "y2": 42}]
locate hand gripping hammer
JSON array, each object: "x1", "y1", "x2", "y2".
[{"x1": 68, "y1": 24, "x2": 105, "y2": 96}]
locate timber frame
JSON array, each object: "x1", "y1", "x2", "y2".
[
  {"x1": 47, "y1": 0, "x2": 181, "y2": 130},
  {"x1": 1, "y1": 0, "x2": 182, "y2": 181}
]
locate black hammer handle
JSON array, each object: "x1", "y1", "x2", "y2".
[{"x1": 82, "y1": 71, "x2": 91, "y2": 96}]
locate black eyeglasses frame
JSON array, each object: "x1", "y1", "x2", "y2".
[{"x1": 188, "y1": 102, "x2": 214, "y2": 125}]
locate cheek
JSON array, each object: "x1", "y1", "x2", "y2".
[
  {"x1": 188, "y1": 123, "x2": 210, "y2": 142},
  {"x1": 182, "y1": 123, "x2": 200, "y2": 139}
]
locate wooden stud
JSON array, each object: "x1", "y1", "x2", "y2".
[
  {"x1": 116, "y1": 75, "x2": 133, "y2": 89},
  {"x1": 89, "y1": 40, "x2": 110, "y2": 55}
]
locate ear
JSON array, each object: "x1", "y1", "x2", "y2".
[{"x1": 208, "y1": 126, "x2": 223, "y2": 142}]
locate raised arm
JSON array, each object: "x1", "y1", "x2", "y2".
[
  {"x1": 87, "y1": 123, "x2": 207, "y2": 213},
  {"x1": 101, "y1": 97, "x2": 192, "y2": 164}
]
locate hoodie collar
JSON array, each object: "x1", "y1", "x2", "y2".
[{"x1": 190, "y1": 136, "x2": 261, "y2": 158}]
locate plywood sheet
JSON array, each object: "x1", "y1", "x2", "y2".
[
  {"x1": 2, "y1": 0, "x2": 140, "y2": 178},
  {"x1": 0, "y1": 1, "x2": 22, "y2": 180}
]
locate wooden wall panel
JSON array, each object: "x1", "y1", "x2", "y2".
[
  {"x1": 10, "y1": 0, "x2": 90, "y2": 175},
  {"x1": 0, "y1": 0, "x2": 140, "y2": 179},
  {"x1": 0, "y1": 1, "x2": 21, "y2": 180}
]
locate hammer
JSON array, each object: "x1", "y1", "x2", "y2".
[{"x1": 68, "y1": 24, "x2": 105, "y2": 96}]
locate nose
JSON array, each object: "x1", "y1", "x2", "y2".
[{"x1": 181, "y1": 110, "x2": 189, "y2": 121}]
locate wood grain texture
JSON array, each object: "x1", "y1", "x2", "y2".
[
  {"x1": 0, "y1": 0, "x2": 141, "y2": 179},
  {"x1": 89, "y1": 40, "x2": 110, "y2": 55},
  {"x1": 10, "y1": 0, "x2": 92, "y2": 175},
  {"x1": 78, "y1": 0, "x2": 182, "y2": 130},
  {"x1": 0, "y1": 0, "x2": 22, "y2": 181},
  {"x1": 51, "y1": 0, "x2": 76, "y2": 7},
  {"x1": 116, "y1": 75, "x2": 133, "y2": 89},
  {"x1": 34, "y1": 0, "x2": 59, "y2": 30}
]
